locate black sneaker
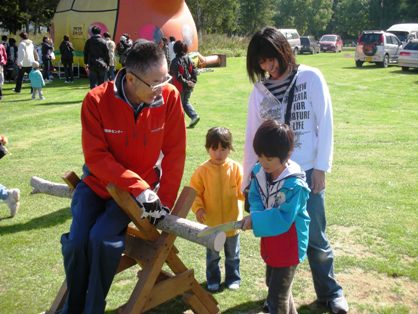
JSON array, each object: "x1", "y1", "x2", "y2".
[
  {"x1": 188, "y1": 116, "x2": 200, "y2": 128},
  {"x1": 262, "y1": 300, "x2": 269, "y2": 313}
]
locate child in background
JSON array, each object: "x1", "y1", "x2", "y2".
[
  {"x1": 242, "y1": 120, "x2": 310, "y2": 314},
  {"x1": 190, "y1": 127, "x2": 244, "y2": 292},
  {"x1": 0, "y1": 134, "x2": 20, "y2": 217},
  {"x1": 29, "y1": 61, "x2": 45, "y2": 100}
]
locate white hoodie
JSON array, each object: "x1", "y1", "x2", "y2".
[
  {"x1": 17, "y1": 39, "x2": 36, "y2": 67},
  {"x1": 243, "y1": 64, "x2": 333, "y2": 188}
]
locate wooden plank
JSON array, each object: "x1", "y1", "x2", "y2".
[
  {"x1": 61, "y1": 171, "x2": 81, "y2": 190},
  {"x1": 182, "y1": 292, "x2": 212, "y2": 314},
  {"x1": 142, "y1": 270, "x2": 195, "y2": 312},
  {"x1": 116, "y1": 255, "x2": 137, "y2": 274},
  {"x1": 46, "y1": 280, "x2": 67, "y2": 314},
  {"x1": 124, "y1": 235, "x2": 156, "y2": 263}
]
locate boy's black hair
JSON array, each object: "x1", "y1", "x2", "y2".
[
  {"x1": 246, "y1": 26, "x2": 296, "y2": 83},
  {"x1": 253, "y1": 120, "x2": 294, "y2": 163},
  {"x1": 205, "y1": 127, "x2": 234, "y2": 151},
  {"x1": 91, "y1": 25, "x2": 101, "y2": 35},
  {"x1": 173, "y1": 40, "x2": 187, "y2": 56}
]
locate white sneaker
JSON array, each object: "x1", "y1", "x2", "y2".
[
  {"x1": 227, "y1": 283, "x2": 240, "y2": 290},
  {"x1": 6, "y1": 188, "x2": 20, "y2": 217},
  {"x1": 40, "y1": 96, "x2": 46, "y2": 100}
]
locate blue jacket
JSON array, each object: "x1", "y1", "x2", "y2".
[
  {"x1": 249, "y1": 160, "x2": 310, "y2": 267},
  {"x1": 29, "y1": 69, "x2": 45, "y2": 88}
]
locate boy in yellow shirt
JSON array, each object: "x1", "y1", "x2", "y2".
[{"x1": 190, "y1": 127, "x2": 245, "y2": 291}]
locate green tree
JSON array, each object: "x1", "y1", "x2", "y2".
[
  {"x1": 186, "y1": 0, "x2": 240, "y2": 36},
  {"x1": 273, "y1": 0, "x2": 332, "y2": 37},
  {"x1": 334, "y1": 0, "x2": 370, "y2": 39},
  {"x1": 239, "y1": 0, "x2": 277, "y2": 35}
]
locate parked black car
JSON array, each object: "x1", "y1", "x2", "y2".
[{"x1": 300, "y1": 36, "x2": 320, "y2": 54}]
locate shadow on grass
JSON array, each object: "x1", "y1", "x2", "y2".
[
  {"x1": 0, "y1": 207, "x2": 71, "y2": 235},
  {"x1": 33, "y1": 100, "x2": 83, "y2": 106}
]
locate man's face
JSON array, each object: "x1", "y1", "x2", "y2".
[{"x1": 126, "y1": 61, "x2": 169, "y2": 104}]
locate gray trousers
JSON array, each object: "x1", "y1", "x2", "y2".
[{"x1": 266, "y1": 264, "x2": 298, "y2": 314}]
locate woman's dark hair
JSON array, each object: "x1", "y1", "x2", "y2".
[
  {"x1": 246, "y1": 26, "x2": 295, "y2": 83},
  {"x1": 173, "y1": 40, "x2": 187, "y2": 56},
  {"x1": 205, "y1": 127, "x2": 234, "y2": 151},
  {"x1": 19, "y1": 32, "x2": 28, "y2": 40},
  {"x1": 253, "y1": 120, "x2": 294, "y2": 164},
  {"x1": 42, "y1": 36, "x2": 48, "y2": 42}
]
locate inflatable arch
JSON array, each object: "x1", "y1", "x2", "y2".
[{"x1": 51, "y1": 0, "x2": 198, "y2": 66}]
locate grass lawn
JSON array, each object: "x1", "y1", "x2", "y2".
[{"x1": 0, "y1": 51, "x2": 417, "y2": 314}]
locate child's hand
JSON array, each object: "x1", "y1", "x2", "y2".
[
  {"x1": 195, "y1": 208, "x2": 206, "y2": 224},
  {"x1": 242, "y1": 215, "x2": 252, "y2": 231}
]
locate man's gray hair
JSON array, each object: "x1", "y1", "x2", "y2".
[{"x1": 125, "y1": 40, "x2": 166, "y2": 74}]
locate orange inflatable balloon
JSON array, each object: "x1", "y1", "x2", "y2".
[{"x1": 51, "y1": 0, "x2": 198, "y2": 65}]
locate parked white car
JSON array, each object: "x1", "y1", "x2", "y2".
[
  {"x1": 355, "y1": 30, "x2": 402, "y2": 68},
  {"x1": 398, "y1": 39, "x2": 418, "y2": 71}
]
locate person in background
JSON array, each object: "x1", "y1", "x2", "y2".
[
  {"x1": 170, "y1": 40, "x2": 200, "y2": 128},
  {"x1": 14, "y1": 32, "x2": 37, "y2": 93},
  {"x1": 41, "y1": 36, "x2": 54, "y2": 81},
  {"x1": 59, "y1": 35, "x2": 74, "y2": 83},
  {"x1": 0, "y1": 134, "x2": 20, "y2": 218},
  {"x1": 29, "y1": 61, "x2": 45, "y2": 100},
  {"x1": 60, "y1": 40, "x2": 186, "y2": 314},
  {"x1": 243, "y1": 26, "x2": 348, "y2": 314},
  {"x1": 116, "y1": 33, "x2": 133, "y2": 67},
  {"x1": 0, "y1": 41, "x2": 6, "y2": 100},
  {"x1": 159, "y1": 37, "x2": 170, "y2": 69},
  {"x1": 103, "y1": 32, "x2": 116, "y2": 81},
  {"x1": 168, "y1": 36, "x2": 176, "y2": 63},
  {"x1": 190, "y1": 127, "x2": 244, "y2": 292},
  {"x1": 242, "y1": 120, "x2": 310, "y2": 314},
  {"x1": 5, "y1": 38, "x2": 18, "y2": 83},
  {"x1": 84, "y1": 25, "x2": 109, "y2": 89}
]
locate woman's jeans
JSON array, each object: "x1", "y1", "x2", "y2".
[
  {"x1": 61, "y1": 181, "x2": 130, "y2": 314},
  {"x1": 180, "y1": 89, "x2": 198, "y2": 119},
  {"x1": 305, "y1": 168, "x2": 343, "y2": 301},
  {"x1": 206, "y1": 234, "x2": 240, "y2": 287}
]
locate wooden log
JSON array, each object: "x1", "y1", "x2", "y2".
[
  {"x1": 30, "y1": 176, "x2": 73, "y2": 198},
  {"x1": 158, "y1": 215, "x2": 225, "y2": 252},
  {"x1": 29, "y1": 176, "x2": 226, "y2": 252}
]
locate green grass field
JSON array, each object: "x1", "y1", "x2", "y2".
[{"x1": 0, "y1": 52, "x2": 417, "y2": 314}]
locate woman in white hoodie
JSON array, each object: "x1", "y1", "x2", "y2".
[
  {"x1": 14, "y1": 32, "x2": 37, "y2": 93},
  {"x1": 243, "y1": 27, "x2": 348, "y2": 314}
]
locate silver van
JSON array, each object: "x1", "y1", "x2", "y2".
[
  {"x1": 387, "y1": 23, "x2": 418, "y2": 43},
  {"x1": 278, "y1": 29, "x2": 301, "y2": 55}
]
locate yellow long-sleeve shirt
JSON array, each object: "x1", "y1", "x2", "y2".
[{"x1": 190, "y1": 158, "x2": 245, "y2": 237}]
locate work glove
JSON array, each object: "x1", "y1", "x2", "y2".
[{"x1": 135, "y1": 189, "x2": 170, "y2": 225}]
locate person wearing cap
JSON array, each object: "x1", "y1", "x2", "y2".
[
  {"x1": 116, "y1": 33, "x2": 133, "y2": 67},
  {"x1": 60, "y1": 40, "x2": 186, "y2": 314},
  {"x1": 83, "y1": 25, "x2": 109, "y2": 89}
]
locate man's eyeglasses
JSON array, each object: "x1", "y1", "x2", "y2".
[{"x1": 129, "y1": 72, "x2": 172, "y2": 92}]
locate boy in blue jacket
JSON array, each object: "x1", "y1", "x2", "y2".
[
  {"x1": 242, "y1": 119, "x2": 310, "y2": 314},
  {"x1": 29, "y1": 61, "x2": 45, "y2": 100}
]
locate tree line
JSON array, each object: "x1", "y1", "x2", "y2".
[
  {"x1": 187, "y1": 0, "x2": 418, "y2": 39},
  {"x1": 1, "y1": 0, "x2": 417, "y2": 40}
]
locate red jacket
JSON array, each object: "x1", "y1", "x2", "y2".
[{"x1": 81, "y1": 79, "x2": 186, "y2": 208}]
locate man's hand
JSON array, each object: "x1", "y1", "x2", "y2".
[
  {"x1": 311, "y1": 169, "x2": 326, "y2": 194},
  {"x1": 195, "y1": 208, "x2": 206, "y2": 224},
  {"x1": 136, "y1": 189, "x2": 169, "y2": 225}
]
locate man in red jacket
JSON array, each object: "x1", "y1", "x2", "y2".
[{"x1": 61, "y1": 40, "x2": 186, "y2": 314}]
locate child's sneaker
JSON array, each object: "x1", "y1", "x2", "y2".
[
  {"x1": 6, "y1": 188, "x2": 20, "y2": 217},
  {"x1": 227, "y1": 283, "x2": 240, "y2": 290},
  {"x1": 207, "y1": 283, "x2": 219, "y2": 292},
  {"x1": 40, "y1": 96, "x2": 46, "y2": 100}
]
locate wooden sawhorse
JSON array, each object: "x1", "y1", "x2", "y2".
[{"x1": 47, "y1": 172, "x2": 220, "y2": 313}]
